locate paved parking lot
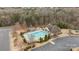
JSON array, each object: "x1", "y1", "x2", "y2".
[
  {"x1": 0, "y1": 27, "x2": 11, "y2": 51},
  {"x1": 32, "y1": 36, "x2": 79, "y2": 51}
]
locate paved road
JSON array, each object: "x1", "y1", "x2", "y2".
[
  {"x1": 32, "y1": 36, "x2": 79, "y2": 51},
  {"x1": 0, "y1": 27, "x2": 11, "y2": 51}
]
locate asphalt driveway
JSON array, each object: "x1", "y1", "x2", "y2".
[{"x1": 0, "y1": 27, "x2": 11, "y2": 51}]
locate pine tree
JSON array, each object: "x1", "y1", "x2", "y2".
[
  {"x1": 48, "y1": 34, "x2": 51, "y2": 39},
  {"x1": 39, "y1": 37, "x2": 43, "y2": 43},
  {"x1": 44, "y1": 35, "x2": 48, "y2": 41}
]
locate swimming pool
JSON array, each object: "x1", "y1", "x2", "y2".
[{"x1": 23, "y1": 30, "x2": 48, "y2": 42}]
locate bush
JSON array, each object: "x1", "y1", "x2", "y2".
[
  {"x1": 44, "y1": 34, "x2": 50, "y2": 41},
  {"x1": 23, "y1": 38, "x2": 27, "y2": 43},
  {"x1": 0, "y1": 23, "x2": 2, "y2": 27},
  {"x1": 20, "y1": 32, "x2": 27, "y2": 43},
  {"x1": 39, "y1": 37, "x2": 43, "y2": 43},
  {"x1": 10, "y1": 13, "x2": 21, "y2": 23},
  {"x1": 24, "y1": 46, "x2": 31, "y2": 51},
  {"x1": 38, "y1": 34, "x2": 51, "y2": 43},
  {"x1": 48, "y1": 34, "x2": 51, "y2": 39},
  {"x1": 56, "y1": 21, "x2": 69, "y2": 29},
  {"x1": 44, "y1": 35, "x2": 48, "y2": 41}
]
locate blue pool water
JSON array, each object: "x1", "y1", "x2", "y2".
[
  {"x1": 23, "y1": 30, "x2": 48, "y2": 41},
  {"x1": 31, "y1": 31, "x2": 48, "y2": 39}
]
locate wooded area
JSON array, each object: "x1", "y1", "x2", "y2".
[{"x1": 0, "y1": 7, "x2": 79, "y2": 29}]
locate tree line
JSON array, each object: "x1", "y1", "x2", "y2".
[{"x1": 0, "y1": 7, "x2": 79, "y2": 29}]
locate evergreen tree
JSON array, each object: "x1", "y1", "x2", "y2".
[
  {"x1": 39, "y1": 37, "x2": 43, "y2": 43},
  {"x1": 48, "y1": 34, "x2": 51, "y2": 39},
  {"x1": 44, "y1": 35, "x2": 48, "y2": 41}
]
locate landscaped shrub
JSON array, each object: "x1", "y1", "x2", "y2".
[
  {"x1": 48, "y1": 34, "x2": 51, "y2": 39},
  {"x1": 39, "y1": 37, "x2": 43, "y2": 43},
  {"x1": 38, "y1": 34, "x2": 51, "y2": 43},
  {"x1": 20, "y1": 32, "x2": 27, "y2": 43},
  {"x1": 31, "y1": 44, "x2": 35, "y2": 48},
  {"x1": 44, "y1": 34, "x2": 50, "y2": 41},
  {"x1": 0, "y1": 23, "x2": 2, "y2": 27},
  {"x1": 24, "y1": 46, "x2": 31, "y2": 51},
  {"x1": 23, "y1": 38, "x2": 27, "y2": 43},
  {"x1": 44, "y1": 35, "x2": 48, "y2": 41},
  {"x1": 20, "y1": 32, "x2": 25, "y2": 37}
]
